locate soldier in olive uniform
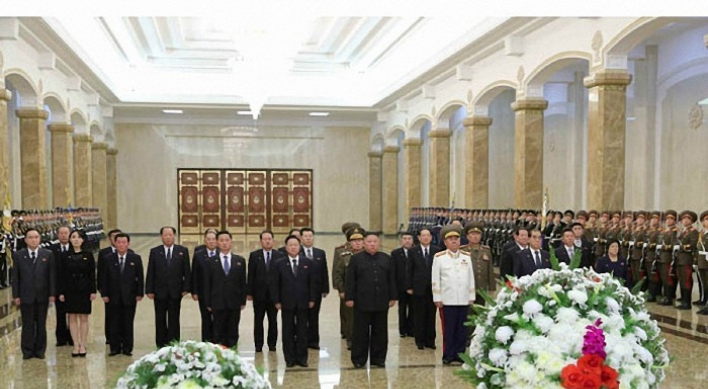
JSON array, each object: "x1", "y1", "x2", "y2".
[
  {"x1": 657, "y1": 210, "x2": 679, "y2": 306},
  {"x1": 695, "y1": 211, "x2": 708, "y2": 314},
  {"x1": 332, "y1": 222, "x2": 360, "y2": 340},
  {"x1": 676, "y1": 211, "x2": 698, "y2": 310},
  {"x1": 332, "y1": 227, "x2": 365, "y2": 350},
  {"x1": 619, "y1": 211, "x2": 634, "y2": 261},
  {"x1": 644, "y1": 212, "x2": 663, "y2": 302},
  {"x1": 629, "y1": 212, "x2": 647, "y2": 287},
  {"x1": 460, "y1": 221, "x2": 494, "y2": 346}
]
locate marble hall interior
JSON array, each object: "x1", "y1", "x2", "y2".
[{"x1": 1, "y1": 12, "x2": 708, "y2": 389}]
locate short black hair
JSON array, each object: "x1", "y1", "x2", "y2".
[
  {"x1": 287, "y1": 228, "x2": 300, "y2": 235},
  {"x1": 285, "y1": 235, "x2": 301, "y2": 245},
  {"x1": 203, "y1": 228, "x2": 218, "y2": 237},
  {"x1": 418, "y1": 228, "x2": 433, "y2": 236},
  {"x1": 512, "y1": 227, "x2": 528, "y2": 236},
  {"x1": 114, "y1": 233, "x2": 131, "y2": 242},
  {"x1": 570, "y1": 222, "x2": 584, "y2": 229},
  {"x1": 363, "y1": 232, "x2": 380, "y2": 238},
  {"x1": 107, "y1": 229, "x2": 122, "y2": 237},
  {"x1": 57, "y1": 225, "x2": 71, "y2": 233},
  {"x1": 216, "y1": 230, "x2": 232, "y2": 239},
  {"x1": 259, "y1": 230, "x2": 274, "y2": 240},
  {"x1": 25, "y1": 228, "x2": 40, "y2": 237},
  {"x1": 399, "y1": 231, "x2": 414, "y2": 238},
  {"x1": 562, "y1": 228, "x2": 574, "y2": 236},
  {"x1": 160, "y1": 226, "x2": 177, "y2": 235},
  {"x1": 300, "y1": 227, "x2": 314, "y2": 235}
]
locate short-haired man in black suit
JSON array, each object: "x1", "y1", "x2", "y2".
[
  {"x1": 146, "y1": 226, "x2": 191, "y2": 348},
  {"x1": 300, "y1": 227, "x2": 329, "y2": 350},
  {"x1": 97, "y1": 229, "x2": 122, "y2": 344},
  {"x1": 204, "y1": 231, "x2": 247, "y2": 348},
  {"x1": 514, "y1": 229, "x2": 551, "y2": 278},
  {"x1": 391, "y1": 232, "x2": 414, "y2": 338},
  {"x1": 190, "y1": 229, "x2": 218, "y2": 342},
  {"x1": 499, "y1": 227, "x2": 529, "y2": 281},
  {"x1": 247, "y1": 230, "x2": 284, "y2": 352},
  {"x1": 407, "y1": 228, "x2": 442, "y2": 350},
  {"x1": 50, "y1": 225, "x2": 72, "y2": 346},
  {"x1": 555, "y1": 228, "x2": 577, "y2": 266},
  {"x1": 101, "y1": 233, "x2": 144, "y2": 356},
  {"x1": 12, "y1": 228, "x2": 56, "y2": 359}
]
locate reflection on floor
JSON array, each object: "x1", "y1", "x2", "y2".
[{"x1": 1, "y1": 235, "x2": 708, "y2": 388}]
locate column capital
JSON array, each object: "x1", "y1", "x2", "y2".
[
  {"x1": 48, "y1": 123, "x2": 75, "y2": 133},
  {"x1": 462, "y1": 116, "x2": 493, "y2": 127},
  {"x1": 368, "y1": 151, "x2": 383, "y2": 158},
  {"x1": 16, "y1": 107, "x2": 49, "y2": 119},
  {"x1": 428, "y1": 129, "x2": 452, "y2": 138},
  {"x1": 383, "y1": 145, "x2": 400, "y2": 153},
  {"x1": 583, "y1": 70, "x2": 632, "y2": 89},
  {"x1": 107, "y1": 148, "x2": 118, "y2": 156},
  {"x1": 511, "y1": 98, "x2": 548, "y2": 112},
  {"x1": 0, "y1": 88, "x2": 11, "y2": 101},
  {"x1": 73, "y1": 134, "x2": 93, "y2": 143},
  {"x1": 91, "y1": 142, "x2": 109, "y2": 150},
  {"x1": 402, "y1": 138, "x2": 422, "y2": 147}
]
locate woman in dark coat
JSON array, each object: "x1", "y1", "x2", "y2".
[
  {"x1": 595, "y1": 239, "x2": 630, "y2": 286},
  {"x1": 58, "y1": 229, "x2": 96, "y2": 357}
]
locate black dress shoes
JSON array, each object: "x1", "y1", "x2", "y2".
[
  {"x1": 255, "y1": 347, "x2": 262, "y2": 353},
  {"x1": 676, "y1": 302, "x2": 691, "y2": 310},
  {"x1": 286, "y1": 362, "x2": 296, "y2": 368},
  {"x1": 425, "y1": 344, "x2": 437, "y2": 350},
  {"x1": 442, "y1": 358, "x2": 453, "y2": 365},
  {"x1": 268, "y1": 346, "x2": 276, "y2": 352},
  {"x1": 373, "y1": 362, "x2": 385, "y2": 368},
  {"x1": 417, "y1": 345, "x2": 424, "y2": 350},
  {"x1": 122, "y1": 351, "x2": 132, "y2": 356},
  {"x1": 297, "y1": 361, "x2": 308, "y2": 367},
  {"x1": 353, "y1": 363, "x2": 365, "y2": 369},
  {"x1": 35, "y1": 354, "x2": 45, "y2": 359},
  {"x1": 109, "y1": 351, "x2": 121, "y2": 357},
  {"x1": 697, "y1": 307, "x2": 708, "y2": 315},
  {"x1": 22, "y1": 355, "x2": 33, "y2": 360}
]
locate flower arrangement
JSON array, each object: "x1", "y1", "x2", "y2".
[
  {"x1": 460, "y1": 264, "x2": 669, "y2": 389},
  {"x1": 115, "y1": 341, "x2": 272, "y2": 389}
]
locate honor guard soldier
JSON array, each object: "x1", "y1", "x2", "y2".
[
  {"x1": 460, "y1": 221, "x2": 494, "y2": 346},
  {"x1": 696, "y1": 211, "x2": 708, "y2": 314},
  {"x1": 644, "y1": 212, "x2": 663, "y2": 302},
  {"x1": 332, "y1": 227, "x2": 365, "y2": 350},
  {"x1": 676, "y1": 211, "x2": 698, "y2": 310},
  {"x1": 629, "y1": 212, "x2": 647, "y2": 287},
  {"x1": 619, "y1": 211, "x2": 634, "y2": 260},
  {"x1": 657, "y1": 210, "x2": 679, "y2": 306},
  {"x1": 332, "y1": 222, "x2": 360, "y2": 341}
]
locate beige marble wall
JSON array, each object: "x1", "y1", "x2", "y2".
[
  {"x1": 72, "y1": 134, "x2": 93, "y2": 207},
  {"x1": 106, "y1": 148, "x2": 118, "y2": 231},
  {"x1": 463, "y1": 116, "x2": 491, "y2": 208},
  {"x1": 0, "y1": 89, "x2": 10, "y2": 204},
  {"x1": 382, "y1": 146, "x2": 400, "y2": 235},
  {"x1": 92, "y1": 142, "x2": 108, "y2": 223},
  {"x1": 403, "y1": 138, "x2": 422, "y2": 226},
  {"x1": 16, "y1": 108, "x2": 49, "y2": 209},
  {"x1": 488, "y1": 89, "x2": 516, "y2": 208},
  {"x1": 584, "y1": 71, "x2": 632, "y2": 211},
  {"x1": 49, "y1": 124, "x2": 74, "y2": 207},
  {"x1": 428, "y1": 129, "x2": 451, "y2": 207},
  {"x1": 368, "y1": 151, "x2": 383, "y2": 232},
  {"x1": 511, "y1": 98, "x2": 547, "y2": 209}
]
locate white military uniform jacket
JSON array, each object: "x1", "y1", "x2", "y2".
[{"x1": 431, "y1": 249, "x2": 475, "y2": 305}]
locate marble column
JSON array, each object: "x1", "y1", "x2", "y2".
[
  {"x1": 0, "y1": 88, "x2": 11, "y2": 205},
  {"x1": 462, "y1": 116, "x2": 492, "y2": 208},
  {"x1": 49, "y1": 123, "x2": 75, "y2": 207},
  {"x1": 381, "y1": 145, "x2": 400, "y2": 235},
  {"x1": 403, "y1": 138, "x2": 422, "y2": 226},
  {"x1": 16, "y1": 108, "x2": 49, "y2": 209},
  {"x1": 368, "y1": 151, "x2": 383, "y2": 233},
  {"x1": 73, "y1": 134, "x2": 93, "y2": 207},
  {"x1": 584, "y1": 70, "x2": 632, "y2": 211},
  {"x1": 428, "y1": 129, "x2": 451, "y2": 207},
  {"x1": 92, "y1": 142, "x2": 108, "y2": 224},
  {"x1": 511, "y1": 98, "x2": 548, "y2": 209},
  {"x1": 106, "y1": 148, "x2": 118, "y2": 230}
]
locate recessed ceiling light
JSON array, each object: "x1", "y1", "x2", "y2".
[
  {"x1": 309, "y1": 112, "x2": 330, "y2": 117},
  {"x1": 162, "y1": 109, "x2": 183, "y2": 114},
  {"x1": 698, "y1": 98, "x2": 708, "y2": 106},
  {"x1": 237, "y1": 111, "x2": 254, "y2": 116}
]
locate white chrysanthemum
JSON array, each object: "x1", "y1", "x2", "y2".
[
  {"x1": 567, "y1": 289, "x2": 588, "y2": 305},
  {"x1": 555, "y1": 307, "x2": 579, "y2": 324},
  {"x1": 509, "y1": 339, "x2": 528, "y2": 355},
  {"x1": 495, "y1": 326, "x2": 514, "y2": 344},
  {"x1": 534, "y1": 314, "x2": 554, "y2": 334},
  {"x1": 488, "y1": 348, "x2": 508, "y2": 367},
  {"x1": 522, "y1": 299, "x2": 543, "y2": 317},
  {"x1": 605, "y1": 296, "x2": 620, "y2": 313}
]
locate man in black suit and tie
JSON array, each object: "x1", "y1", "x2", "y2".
[
  {"x1": 247, "y1": 230, "x2": 283, "y2": 352},
  {"x1": 49, "y1": 225, "x2": 72, "y2": 346},
  {"x1": 571, "y1": 223, "x2": 594, "y2": 268},
  {"x1": 146, "y1": 226, "x2": 191, "y2": 348},
  {"x1": 190, "y1": 229, "x2": 218, "y2": 342},
  {"x1": 499, "y1": 228, "x2": 529, "y2": 281},
  {"x1": 12, "y1": 228, "x2": 56, "y2": 359},
  {"x1": 407, "y1": 228, "x2": 441, "y2": 350},
  {"x1": 100, "y1": 233, "x2": 144, "y2": 356},
  {"x1": 271, "y1": 235, "x2": 316, "y2": 368},
  {"x1": 514, "y1": 229, "x2": 551, "y2": 278},
  {"x1": 555, "y1": 228, "x2": 578, "y2": 266},
  {"x1": 97, "y1": 229, "x2": 122, "y2": 344},
  {"x1": 277, "y1": 228, "x2": 301, "y2": 254},
  {"x1": 204, "y1": 231, "x2": 246, "y2": 348},
  {"x1": 391, "y1": 232, "x2": 414, "y2": 338},
  {"x1": 300, "y1": 227, "x2": 329, "y2": 350}
]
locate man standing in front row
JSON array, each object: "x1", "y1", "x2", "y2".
[
  {"x1": 300, "y1": 227, "x2": 329, "y2": 350},
  {"x1": 346, "y1": 232, "x2": 397, "y2": 368},
  {"x1": 433, "y1": 225, "x2": 475, "y2": 365},
  {"x1": 407, "y1": 228, "x2": 441, "y2": 350},
  {"x1": 191, "y1": 229, "x2": 218, "y2": 342},
  {"x1": 391, "y1": 232, "x2": 415, "y2": 338},
  {"x1": 12, "y1": 228, "x2": 56, "y2": 360},
  {"x1": 146, "y1": 226, "x2": 191, "y2": 348},
  {"x1": 247, "y1": 230, "x2": 283, "y2": 352}
]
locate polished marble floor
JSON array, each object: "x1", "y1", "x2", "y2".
[{"x1": 1, "y1": 235, "x2": 708, "y2": 388}]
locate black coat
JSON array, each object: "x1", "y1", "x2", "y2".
[
  {"x1": 301, "y1": 246, "x2": 329, "y2": 296},
  {"x1": 271, "y1": 256, "x2": 316, "y2": 310},
  {"x1": 191, "y1": 249, "x2": 216, "y2": 298},
  {"x1": 406, "y1": 244, "x2": 442, "y2": 296},
  {"x1": 145, "y1": 245, "x2": 191, "y2": 299},
  {"x1": 390, "y1": 247, "x2": 411, "y2": 294},
  {"x1": 203, "y1": 254, "x2": 247, "y2": 311},
  {"x1": 513, "y1": 248, "x2": 551, "y2": 278},
  {"x1": 12, "y1": 248, "x2": 56, "y2": 303},
  {"x1": 499, "y1": 241, "x2": 524, "y2": 281},
  {"x1": 345, "y1": 251, "x2": 397, "y2": 312},
  {"x1": 247, "y1": 249, "x2": 284, "y2": 302},
  {"x1": 101, "y1": 252, "x2": 144, "y2": 305},
  {"x1": 97, "y1": 246, "x2": 133, "y2": 292}
]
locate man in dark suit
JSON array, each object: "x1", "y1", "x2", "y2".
[
  {"x1": 571, "y1": 222, "x2": 594, "y2": 268},
  {"x1": 203, "y1": 231, "x2": 247, "y2": 348},
  {"x1": 190, "y1": 229, "x2": 218, "y2": 342},
  {"x1": 514, "y1": 229, "x2": 551, "y2": 278},
  {"x1": 499, "y1": 227, "x2": 529, "y2": 281},
  {"x1": 391, "y1": 232, "x2": 414, "y2": 338},
  {"x1": 406, "y1": 228, "x2": 441, "y2": 350},
  {"x1": 12, "y1": 228, "x2": 56, "y2": 359},
  {"x1": 247, "y1": 229, "x2": 283, "y2": 352},
  {"x1": 97, "y1": 229, "x2": 122, "y2": 344},
  {"x1": 346, "y1": 232, "x2": 397, "y2": 368},
  {"x1": 299, "y1": 227, "x2": 329, "y2": 350},
  {"x1": 192, "y1": 228, "x2": 218, "y2": 257},
  {"x1": 271, "y1": 235, "x2": 316, "y2": 368},
  {"x1": 100, "y1": 233, "x2": 144, "y2": 356},
  {"x1": 145, "y1": 226, "x2": 191, "y2": 347},
  {"x1": 277, "y1": 228, "x2": 300, "y2": 254},
  {"x1": 555, "y1": 228, "x2": 579, "y2": 266},
  {"x1": 49, "y1": 225, "x2": 72, "y2": 346}
]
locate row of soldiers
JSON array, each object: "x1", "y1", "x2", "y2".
[
  {"x1": 0, "y1": 208, "x2": 105, "y2": 289},
  {"x1": 408, "y1": 207, "x2": 708, "y2": 313}
]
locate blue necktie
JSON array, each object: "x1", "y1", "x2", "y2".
[{"x1": 223, "y1": 255, "x2": 230, "y2": 275}]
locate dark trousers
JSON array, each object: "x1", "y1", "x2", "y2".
[
  {"x1": 442, "y1": 305, "x2": 468, "y2": 361},
  {"x1": 104, "y1": 302, "x2": 112, "y2": 343},
  {"x1": 108, "y1": 303, "x2": 136, "y2": 353},
  {"x1": 698, "y1": 268, "x2": 708, "y2": 305},
  {"x1": 397, "y1": 292, "x2": 413, "y2": 336},
  {"x1": 198, "y1": 299, "x2": 213, "y2": 342},
  {"x1": 253, "y1": 299, "x2": 278, "y2": 349},
  {"x1": 282, "y1": 307, "x2": 308, "y2": 365},
  {"x1": 677, "y1": 264, "x2": 694, "y2": 305},
  {"x1": 0, "y1": 255, "x2": 7, "y2": 286},
  {"x1": 351, "y1": 309, "x2": 388, "y2": 366},
  {"x1": 307, "y1": 297, "x2": 322, "y2": 347},
  {"x1": 54, "y1": 300, "x2": 71, "y2": 344},
  {"x1": 630, "y1": 259, "x2": 642, "y2": 288},
  {"x1": 212, "y1": 308, "x2": 241, "y2": 348},
  {"x1": 645, "y1": 258, "x2": 662, "y2": 298},
  {"x1": 154, "y1": 298, "x2": 182, "y2": 347},
  {"x1": 339, "y1": 298, "x2": 347, "y2": 337},
  {"x1": 412, "y1": 294, "x2": 436, "y2": 347},
  {"x1": 659, "y1": 262, "x2": 677, "y2": 300},
  {"x1": 20, "y1": 302, "x2": 48, "y2": 357}
]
